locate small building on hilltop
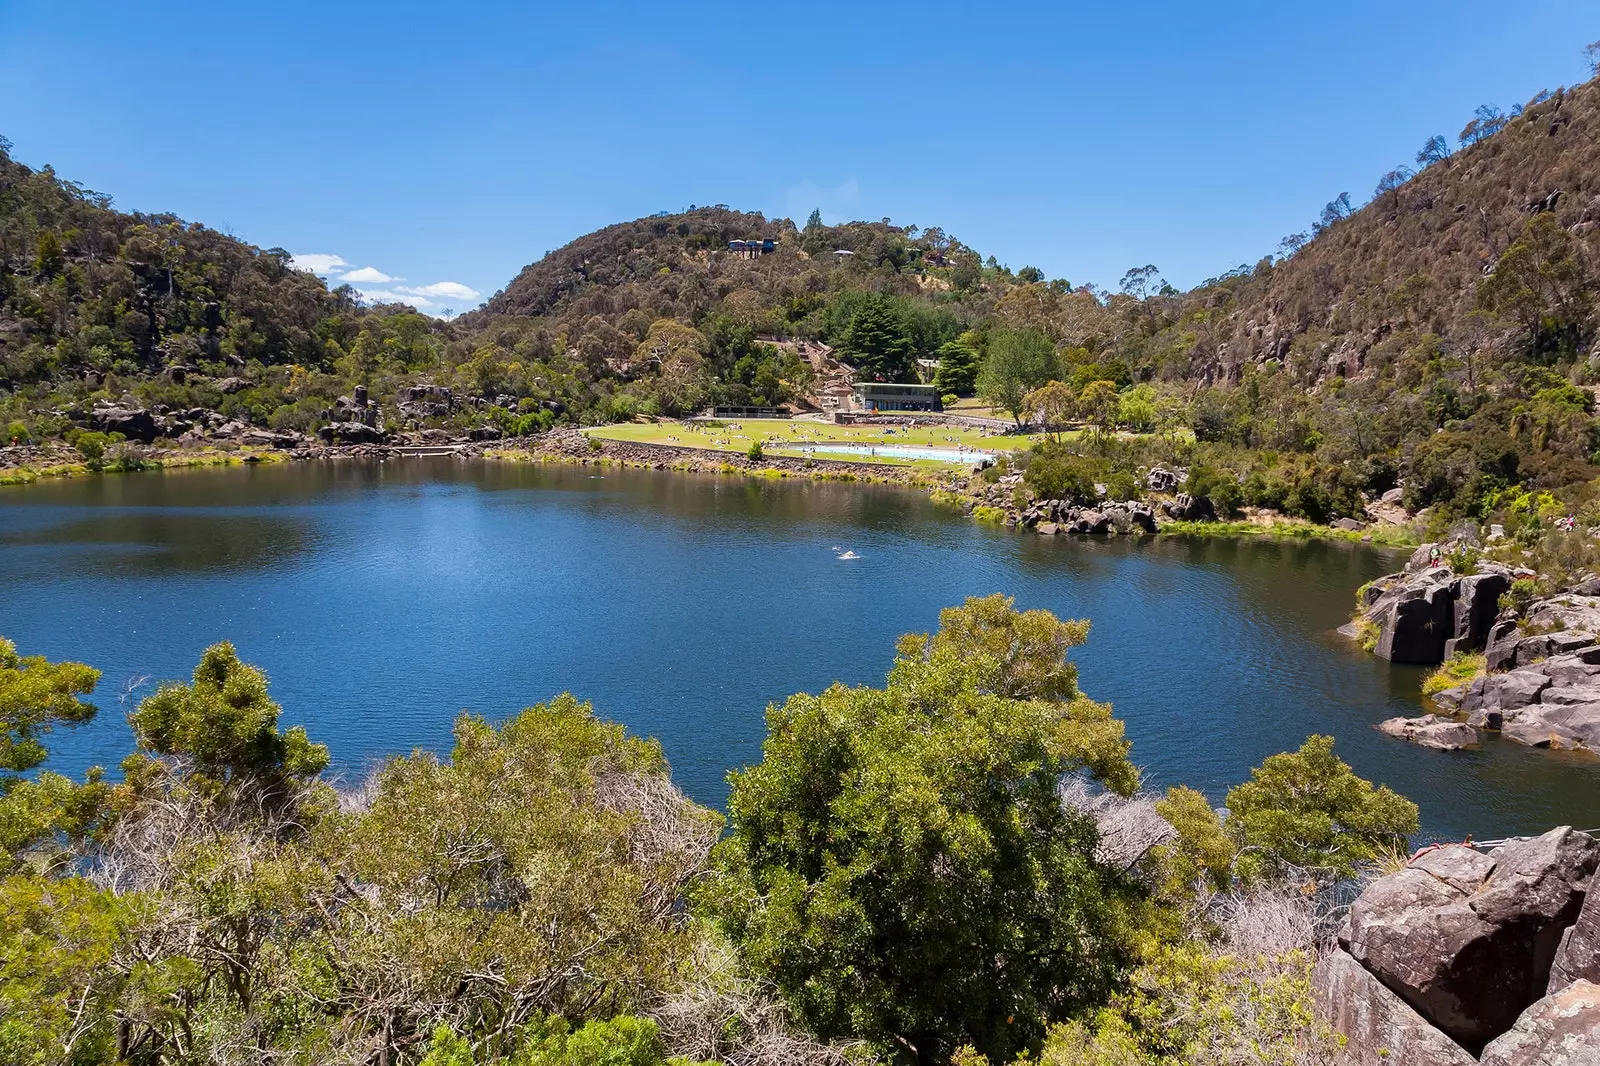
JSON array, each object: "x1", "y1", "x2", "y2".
[
  {"x1": 727, "y1": 238, "x2": 777, "y2": 260},
  {"x1": 852, "y1": 382, "x2": 942, "y2": 413}
]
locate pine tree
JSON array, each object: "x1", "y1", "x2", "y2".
[{"x1": 840, "y1": 296, "x2": 914, "y2": 381}]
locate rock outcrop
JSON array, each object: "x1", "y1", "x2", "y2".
[
  {"x1": 1319, "y1": 830, "x2": 1600, "y2": 1062},
  {"x1": 1355, "y1": 554, "x2": 1512, "y2": 666},
  {"x1": 1376, "y1": 714, "x2": 1479, "y2": 750},
  {"x1": 1313, "y1": 948, "x2": 1475, "y2": 1066},
  {"x1": 1017, "y1": 498, "x2": 1157, "y2": 535},
  {"x1": 1443, "y1": 646, "x2": 1600, "y2": 752},
  {"x1": 1160, "y1": 492, "x2": 1216, "y2": 521},
  {"x1": 1550, "y1": 888, "x2": 1600, "y2": 992}
]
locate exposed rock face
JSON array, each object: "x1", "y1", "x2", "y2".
[
  {"x1": 1442, "y1": 647, "x2": 1600, "y2": 752},
  {"x1": 1550, "y1": 889, "x2": 1600, "y2": 992},
  {"x1": 1313, "y1": 948, "x2": 1475, "y2": 1066},
  {"x1": 89, "y1": 405, "x2": 158, "y2": 442},
  {"x1": 1160, "y1": 492, "x2": 1216, "y2": 521},
  {"x1": 1478, "y1": 979, "x2": 1600, "y2": 1065},
  {"x1": 1353, "y1": 550, "x2": 1518, "y2": 668},
  {"x1": 1375, "y1": 583, "x2": 1458, "y2": 664},
  {"x1": 1339, "y1": 831, "x2": 1599, "y2": 1052},
  {"x1": 1455, "y1": 572, "x2": 1510, "y2": 650},
  {"x1": 1376, "y1": 714, "x2": 1479, "y2": 750},
  {"x1": 1145, "y1": 466, "x2": 1182, "y2": 492}
]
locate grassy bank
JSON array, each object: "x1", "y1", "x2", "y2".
[
  {"x1": 1158, "y1": 518, "x2": 1421, "y2": 547},
  {"x1": 0, "y1": 447, "x2": 290, "y2": 486},
  {"x1": 586, "y1": 417, "x2": 1039, "y2": 458}
]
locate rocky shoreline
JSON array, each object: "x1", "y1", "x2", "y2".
[{"x1": 1349, "y1": 542, "x2": 1600, "y2": 757}]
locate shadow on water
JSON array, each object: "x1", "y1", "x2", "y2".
[{"x1": 1, "y1": 458, "x2": 1597, "y2": 841}]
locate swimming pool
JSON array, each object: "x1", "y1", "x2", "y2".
[{"x1": 779, "y1": 443, "x2": 996, "y2": 463}]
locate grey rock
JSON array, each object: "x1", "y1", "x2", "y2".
[
  {"x1": 1161, "y1": 492, "x2": 1216, "y2": 522},
  {"x1": 1542, "y1": 654, "x2": 1600, "y2": 687},
  {"x1": 1377, "y1": 715, "x2": 1478, "y2": 750},
  {"x1": 1455, "y1": 572, "x2": 1512, "y2": 649},
  {"x1": 1415, "y1": 721, "x2": 1480, "y2": 750},
  {"x1": 1503, "y1": 704, "x2": 1600, "y2": 750},
  {"x1": 1145, "y1": 467, "x2": 1182, "y2": 492},
  {"x1": 1413, "y1": 845, "x2": 1498, "y2": 894},
  {"x1": 89, "y1": 406, "x2": 158, "y2": 442},
  {"x1": 1478, "y1": 979, "x2": 1600, "y2": 1065},
  {"x1": 1537, "y1": 684, "x2": 1600, "y2": 706},
  {"x1": 316, "y1": 421, "x2": 386, "y2": 445},
  {"x1": 1344, "y1": 828, "x2": 1598, "y2": 1051},
  {"x1": 1490, "y1": 669, "x2": 1554, "y2": 710},
  {"x1": 1550, "y1": 885, "x2": 1600, "y2": 993},
  {"x1": 1313, "y1": 948, "x2": 1475, "y2": 1066},
  {"x1": 1362, "y1": 574, "x2": 1405, "y2": 609},
  {"x1": 1377, "y1": 584, "x2": 1457, "y2": 665}
]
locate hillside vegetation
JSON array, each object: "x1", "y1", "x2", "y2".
[{"x1": 5, "y1": 59, "x2": 1600, "y2": 538}]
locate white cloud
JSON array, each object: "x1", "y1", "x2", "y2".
[
  {"x1": 340, "y1": 266, "x2": 401, "y2": 284},
  {"x1": 355, "y1": 287, "x2": 434, "y2": 308},
  {"x1": 290, "y1": 252, "x2": 349, "y2": 276},
  {"x1": 398, "y1": 281, "x2": 481, "y2": 303}
]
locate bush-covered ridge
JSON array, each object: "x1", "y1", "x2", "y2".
[{"x1": 6, "y1": 61, "x2": 1600, "y2": 541}]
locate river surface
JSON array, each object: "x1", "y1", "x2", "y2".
[{"x1": 3, "y1": 460, "x2": 1598, "y2": 840}]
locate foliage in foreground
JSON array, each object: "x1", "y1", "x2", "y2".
[
  {"x1": 709, "y1": 596, "x2": 1141, "y2": 1063},
  {"x1": 0, "y1": 600, "x2": 1422, "y2": 1065}
]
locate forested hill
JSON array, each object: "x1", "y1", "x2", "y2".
[
  {"x1": 6, "y1": 64, "x2": 1600, "y2": 535},
  {"x1": 0, "y1": 138, "x2": 370, "y2": 378},
  {"x1": 1199, "y1": 76, "x2": 1600, "y2": 381}
]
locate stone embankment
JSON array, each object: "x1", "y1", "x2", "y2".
[{"x1": 1316, "y1": 827, "x2": 1600, "y2": 1064}]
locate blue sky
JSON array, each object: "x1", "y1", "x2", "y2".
[{"x1": 1, "y1": 1, "x2": 1595, "y2": 316}]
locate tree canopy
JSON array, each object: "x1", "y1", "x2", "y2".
[{"x1": 709, "y1": 595, "x2": 1139, "y2": 1064}]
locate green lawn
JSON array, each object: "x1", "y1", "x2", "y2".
[{"x1": 586, "y1": 418, "x2": 1041, "y2": 464}]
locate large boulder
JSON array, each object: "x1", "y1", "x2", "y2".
[
  {"x1": 1502, "y1": 704, "x2": 1600, "y2": 750},
  {"x1": 1478, "y1": 979, "x2": 1600, "y2": 1065},
  {"x1": 1376, "y1": 584, "x2": 1457, "y2": 664},
  {"x1": 1145, "y1": 467, "x2": 1182, "y2": 493},
  {"x1": 89, "y1": 405, "x2": 158, "y2": 443},
  {"x1": 1343, "y1": 830, "x2": 1599, "y2": 1051},
  {"x1": 1313, "y1": 948, "x2": 1475, "y2": 1066},
  {"x1": 1161, "y1": 493, "x2": 1216, "y2": 521},
  {"x1": 317, "y1": 421, "x2": 386, "y2": 445},
  {"x1": 1376, "y1": 715, "x2": 1479, "y2": 750}
]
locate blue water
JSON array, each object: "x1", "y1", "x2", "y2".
[{"x1": 2, "y1": 459, "x2": 1597, "y2": 839}]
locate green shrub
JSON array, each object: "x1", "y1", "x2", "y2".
[
  {"x1": 1025, "y1": 451, "x2": 1101, "y2": 501},
  {"x1": 1423, "y1": 653, "x2": 1485, "y2": 697},
  {"x1": 746, "y1": 440, "x2": 764, "y2": 461}
]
